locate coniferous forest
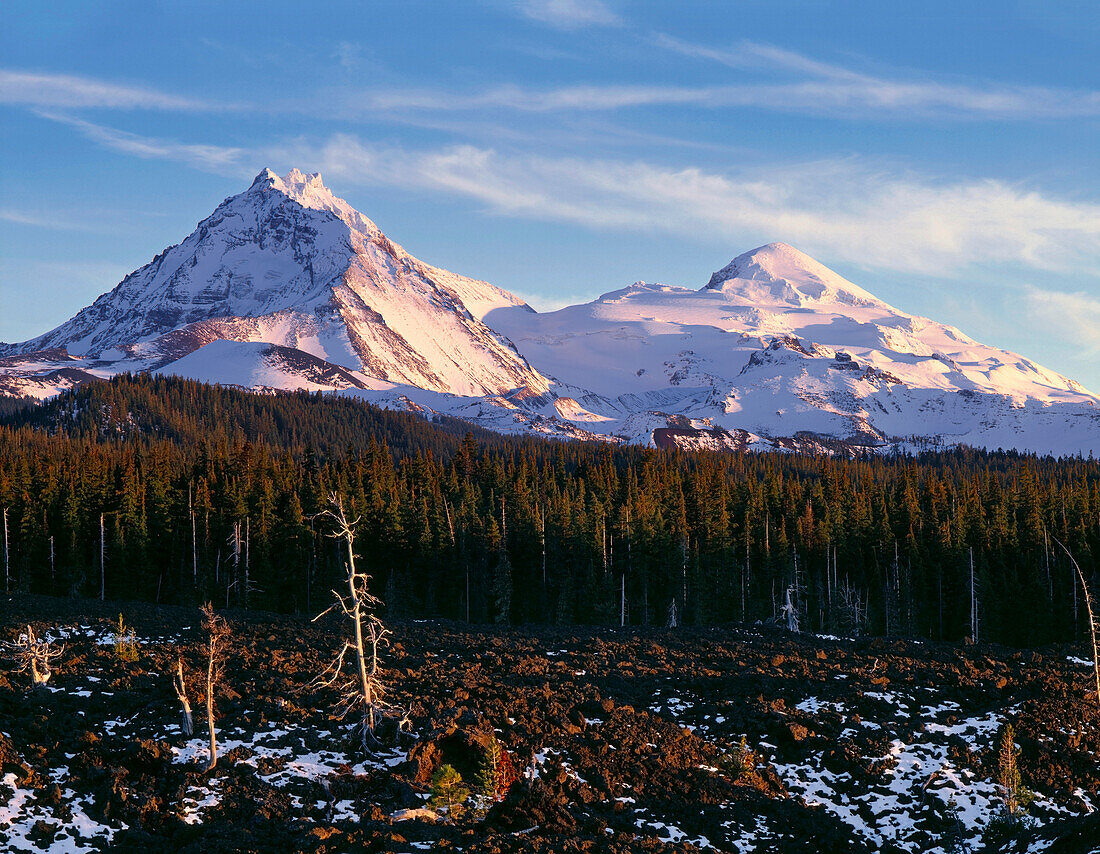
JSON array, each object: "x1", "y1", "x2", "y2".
[{"x1": 0, "y1": 374, "x2": 1097, "y2": 648}]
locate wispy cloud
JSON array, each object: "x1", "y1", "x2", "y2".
[
  {"x1": 353, "y1": 82, "x2": 718, "y2": 112},
  {"x1": 655, "y1": 36, "x2": 1100, "y2": 119},
  {"x1": 0, "y1": 69, "x2": 211, "y2": 110},
  {"x1": 0, "y1": 208, "x2": 116, "y2": 232},
  {"x1": 518, "y1": 0, "x2": 620, "y2": 29},
  {"x1": 39, "y1": 111, "x2": 1100, "y2": 280},
  {"x1": 13, "y1": 43, "x2": 1099, "y2": 125},
  {"x1": 0, "y1": 209, "x2": 57, "y2": 228},
  {"x1": 39, "y1": 112, "x2": 247, "y2": 172},
  {"x1": 297, "y1": 137, "x2": 1100, "y2": 276},
  {"x1": 342, "y1": 39, "x2": 1100, "y2": 120},
  {"x1": 1024, "y1": 286, "x2": 1100, "y2": 354}
]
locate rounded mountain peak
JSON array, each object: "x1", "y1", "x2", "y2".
[{"x1": 704, "y1": 242, "x2": 880, "y2": 307}]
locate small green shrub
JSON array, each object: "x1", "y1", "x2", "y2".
[
  {"x1": 721, "y1": 735, "x2": 757, "y2": 781},
  {"x1": 429, "y1": 764, "x2": 469, "y2": 820},
  {"x1": 112, "y1": 614, "x2": 139, "y2": 662}
]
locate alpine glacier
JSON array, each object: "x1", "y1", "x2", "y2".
[{"x1": 2, "y1": 169, "x2": 1097, "y2": 456}]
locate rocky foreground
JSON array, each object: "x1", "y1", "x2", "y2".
[{"x1": 1, "y1": 595, "x2": 1099, "y2": 853}]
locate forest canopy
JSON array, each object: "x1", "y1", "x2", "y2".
[{"x1": 1, "y1": 374, "x2": 1097, "y2": 647}]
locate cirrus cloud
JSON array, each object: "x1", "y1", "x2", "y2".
[
  {"x1": 302, "y1": 136, "x2": 1100, "y2": 277},
  {"x1": 35, "y1": 112, "x2": 1100, "y2": 280},
  {"x1": 518, "y1": 0, "x2": 620, "y2": 29},
  {"x1": 0, "y1": 69, "x2": 212, "y2": 110},
  {"x1": 1024, "y1": 286, "x2": 1100, "y2": 354}
]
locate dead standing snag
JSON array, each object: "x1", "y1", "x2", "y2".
[
  {"x1": 312, "y1": 493, "x2": 394, "y2": 755},
  {"x1": 173, "y1": 655, "x2": 194, "y2": 737},
  {"x1": 1053, "y1": 536, "x2": 1100, "y2": 710},
  {"x1": 3, "y1": 625, "x2": 63, "y2": 688},
  {"x1": 201, "y1": 603, "x2": 230, "y2": 771}
]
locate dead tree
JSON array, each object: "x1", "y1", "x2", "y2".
[
  {"x1": 835, "y1": 579, "x2": 866, "y2": 637},
  {"x1": 4, "y1": 625, "x2": 64, "y2": 688},
  {"x1": 1054, "y1": 536, "x2": 1100, "y2": 710},
  {"x1": 173, "y1": 656, "x2": 194, "y2": 737},
  {"x1": 312, "y1": 493, "x2": 391, "y2": 755},
  {"x1": 3, "y1": 507, "x2": 9, "y2": 594},
  {"x1": 100, "y1": 512, "x2": 107, "y2": 601},
  {"x1": 201, "y1": 603, "x2": 230, "y2": 771},
  {"x1": 781, "y1": 586, "x2": 800, "y2": 633}
]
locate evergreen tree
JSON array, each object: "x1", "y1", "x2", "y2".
[
  {"x1": 429, "y1": 764, "x2": 469, "y2": 820},
  {"x1": 492, "y1": 550, "x2": 513, "y2": 625}
]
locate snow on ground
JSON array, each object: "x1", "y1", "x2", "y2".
[
  {"x1": 0, "y1": 621, "x2": 409, "y2": 848},
  {"x1": 0, "y1": 771, "x2": 115, "y2": 852},
  {"x1": 643, "y1": 680, "x2": 1086, "y2": 854},
  {"x1": 769, "y1": 694, "x2": 1018, "y2": 852},
  {"x1": 4, "y1": 620, "x2": 1095, "y2": 852},
  {"x1": 167, "y1": 721, "x2": 406, "y2": 825},
  {"x1": 632, "y1": 810, "x2": 712, "y2": 849}
]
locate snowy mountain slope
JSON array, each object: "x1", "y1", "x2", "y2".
[
  {"x1": 2, "y1": 172, "x2": 1097, "y2": 455},
  {"x1": 488, "y1": 243, "x2": 1100, "y2": 454},
  {"x1": 154, "y1": 340, "x2": 382, "y2": 393},
  {"x1": 2, "y1": 169, "x2": 549, "y2": 399}
]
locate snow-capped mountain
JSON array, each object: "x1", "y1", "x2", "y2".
[
  {"x1": 3, "y1": 168, "x2": 549, "y2": 400},
  {"x1": 487, "y1": 242, "x2": 1100, "y2": 455},
  {"x1": 3, "y1": 170, "x2": 1098, "y2": 456}
]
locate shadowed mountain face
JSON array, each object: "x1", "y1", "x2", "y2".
[{"x1": 2, "y1": 171, "x2": 1098, "y2": 456}]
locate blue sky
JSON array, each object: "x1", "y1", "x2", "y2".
[{"x1": 3, "y1": 0, "x2": 1100, "y2": 388}]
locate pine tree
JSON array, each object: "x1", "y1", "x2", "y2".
[
  {"x1": 492, "y1": 550, "x2": 513, "y2": 625},
  {"x1": 476, "y1": 734, "x2": 516, "y2": 803},
  {"x1": 996, "y1": 723, "x2": 1029, "y2": 819},
  {"x1": 429, "y1": 764, "x2": 469, "y2": 820}
]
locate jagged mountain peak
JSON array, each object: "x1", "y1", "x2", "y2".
[
  {"x1": 243, "y1": 167, "x2": 383, "y2": 240},
  {"x1": 250, "y1": 167, "x2": 325, "y2": 192},
  {"x1": 1, "y1": 170, "x2": 549, "y2": 399},
  {"x1": 705, "y1": 242, "x2": 881, "y2": 307}
]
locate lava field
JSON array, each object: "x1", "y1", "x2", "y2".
[{"x1": 2, "y1": 595, "x2": 1099, "y2": 853}]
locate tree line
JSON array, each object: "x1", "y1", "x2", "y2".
[{"x1": 0, "y1": 374, "x2": 1098, "y2": 647}]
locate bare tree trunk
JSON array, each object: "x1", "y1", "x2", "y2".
[
  {"x1": 201, "y1": 603, "x2": 229, "y2": 771},
  {"x1": 540, "y1": 503, "x2": 546, "y2": 590},
  {"x1": 313, "y1": 495, "x2": 391, "y2": 756},
  {"x1": 783, "y1": 586, "x2": 799, "y2": 633},
  {"x1": 190, "y1": 484, "x2": 197, "y2": 585},
  {"x1": 244, "y1": 517, "x2": 250, "y2": 607},
  {"x1": 1054, "y1": 537, "x2": 1100, "y2": 710},
  {"x1": 3, "y1": 507, "x2": 8, "y2": 594},
  {"x1": 969, "y1": 547, "x2": 977, "y2": 643},
  {"x1": 100, "y1": 513, "x2": 106, "y2": 601},
  {"x1": 206, "y1": 653, "x2": 217, "y2": 769},
  {"x1": 348, "y1": 544, "x2": 374, "y2": 753},
  {"x1": 28, "y1": 627, "x2": 48, "y2": 686},
  {"x1": 174, "y1": 657, "x2": 194, "y2": 736},
  {"x1": 743, "y1": 512, "x2": 750, "y2": 622},
  {"x1": 601, "y1": 515, "x2": 607, "y2": 575}
]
